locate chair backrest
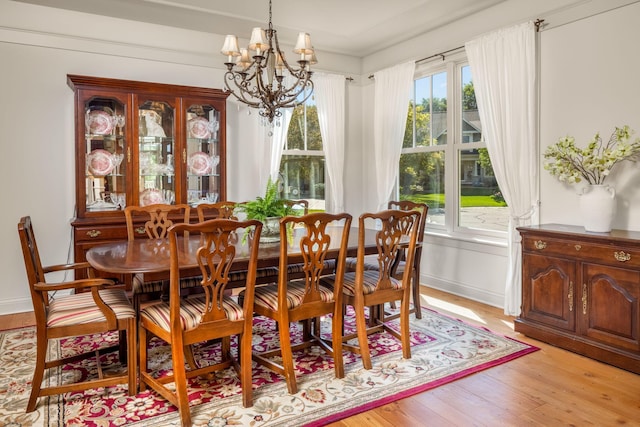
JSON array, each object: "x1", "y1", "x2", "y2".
[
  {"x1": 283, "y1": 199, "x2": 310, "y2": 215},
  {"x1": 279, "y1": 212, "x2": 352, "y2": 306},
  {"x1": 356, "y1": 209, "x2": 421, "y2": 291},
  {"x1": 124, "y1": 203, "x2": 191, "y2": 240},
  {"x1": 167, "y1": 218, "x2": 262, "y2": 324},
  {"x1": 17, "y1": 216, "x2": 47, "y2": 310},
  {"x1": 387, "y1": 200, "x2": 428, "y2": 243},
  {"x1": 196, "y1": 201, "x2": 239, "y2": 222}
]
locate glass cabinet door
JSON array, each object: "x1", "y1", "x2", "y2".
[
  {"x1": 84, "y1": 95, "x2": 127, "y2": 212},
  {"x1": 137, "y1": 100, "x2": 175, "y2": 205},
  {"x1": 185, "y1": 103, "x2": 221, "y2": 207}
]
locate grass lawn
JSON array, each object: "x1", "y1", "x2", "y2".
[{"x1": 404, "y1": 194, "x2": 507, "y2": 208}]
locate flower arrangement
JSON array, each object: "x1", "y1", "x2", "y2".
[{"x1": 544, "y1": 126, "x2": 640, "y2": 185}]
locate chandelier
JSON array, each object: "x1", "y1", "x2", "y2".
[{"x1": 220, "y1": 0, "x2": 317, "y2": 124}]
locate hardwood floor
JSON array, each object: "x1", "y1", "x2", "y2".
[{"x1": 3, "y1": 288, "x2": 639, "y2": 426}]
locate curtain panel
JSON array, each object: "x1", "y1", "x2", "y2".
[
  {"x1": 315, "y1": 72, "x2": 346, "y2": 213},
  {"x1": 465, "y1": 21, "x2": 539, "y2": 316},
  {"x1": 372, "y1": 61, "x2": 416, "y2": 211}
]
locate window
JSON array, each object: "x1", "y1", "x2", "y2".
[
  {"x1": 280, "y1": 88, "x2": 325, "y2": 211},
  {"x1": 399, "y1": 56, "x2": 507, "y2": 235}
]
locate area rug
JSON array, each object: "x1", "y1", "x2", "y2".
[{"x1": 0, "y1": 307, "x2": 537, "y2": 426}]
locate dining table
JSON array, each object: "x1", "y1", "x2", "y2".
[{"x1": 86, "y1": 226, "x2": 378, "y2": 285}]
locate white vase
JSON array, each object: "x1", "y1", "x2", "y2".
[{"x1": 579, "y1": 184, "x2": 616, "y2": 232}]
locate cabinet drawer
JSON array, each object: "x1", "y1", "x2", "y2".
[
  {"x1": 522, "y1": 235, "x2": 640, "y2": 268},
  {"x1": 74, "y1": 224, "x2": 127, "y2": 242}
]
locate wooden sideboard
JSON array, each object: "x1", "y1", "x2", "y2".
[{"x1": 515, "y1": 224, "x2": 640, "y2": 374}]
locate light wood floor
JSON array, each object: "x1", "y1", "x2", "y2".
[{"x1": 4, "y1": 288, "x2": 639, "y2": 426}]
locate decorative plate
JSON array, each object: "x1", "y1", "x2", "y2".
[
  {"x1": 187, "y1": 151, "x2": 212, "y2": 175},
  {"x1": 87, "y1": 110, "x2": 114, "y2": 135},
  {"x1": 87, "y1": 149, "x2": 115, "y2": 176},
  {"x1": 140, "y1": 188, "x2": 164, "y2": 206},
  {"x1": 188, "y1": 116, "x2": 211, "y2": 139}
]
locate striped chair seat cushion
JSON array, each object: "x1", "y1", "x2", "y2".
[
  {"x1": 286, "y1": 258, "x2": 337, "y2": 275},
  {"x1": 48, "y1": 289, "x2": 135, "y2": 327},
  {"x1": 322, "y1": 270, "x2": 401, "y2": 296},
  {"x1": 228, "y1": 266, "x2": 279, "y2": 283},
  {"x1": 344, "y1": 256, "x2": 380, "y2": 272},
  {"x1": 251, "y1": 280, "x2": 334, "y2": 311},
  {"x1": 140, "y1": 295, "x2": 243, "y2": 332}
]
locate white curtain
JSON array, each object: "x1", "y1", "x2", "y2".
[
  {"x1": 256, "y1": 102, "x2": 292, "y2": 193},
  {"x1": 314, "y1": 72, "x2": 346, "y2": 213},
  {"x1": 373, "y1": 61, "x2": 416, "y2": 210},
  {"x1": 465, "y1": 21, "x2": 539, "y2": 316}
]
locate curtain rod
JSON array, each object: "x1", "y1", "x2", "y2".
[{"x1": 366, "y1": 18, "x2": 544, "y2": 80}]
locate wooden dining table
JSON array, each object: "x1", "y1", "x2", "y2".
[{"x1": 86, "y1": 226, "x2": 377, "y2": 281}]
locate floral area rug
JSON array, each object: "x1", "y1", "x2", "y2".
[{"x1": 0, "y1": 307, "x2": 537, "y2": 426}]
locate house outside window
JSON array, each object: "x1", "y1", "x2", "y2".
[
  {"x1": 280, "y1": 89, "x2": 325, "y2": 211},
  {"x1": 399, "y1": 55, "x2": 508, "y2": 235}
]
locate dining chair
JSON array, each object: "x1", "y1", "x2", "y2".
[
  {"x1": 138, "y1": 218, "x2": 262, "y2": 427},
  {"x1": 18, "y1": 216, "x2": 136, "y2": 412},
  {"x1": 283, "y1": 199, "x2": 309, "y2": 215},
  {"x1": 249, "y1": 212, "x2": 352, "y2": 394},
  {"x1": 197, "y1": 200, "x2": 280, "y2": 287},
  {"x1": 345, "y1": 201, "x2": 428, "y2": 320},
  {"x1": 124, "y1": 203, "x2": 197, "y2": 312},
  {"x1": 196, "y1": 200, "x2": 239, "y2": 222},
  {"x1": 386, "y1": 200, "x2": 428, "y2": 319},
  {"x1": 322, "y1": 209, "x2": 420, "y2": 370}
]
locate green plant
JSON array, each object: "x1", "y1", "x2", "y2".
[
  {"x1": 544, "y1": 126, "x2": 640, "y2": 185},
  {"x1": 237, "y1": 178, "x2": 295, "y2": 222}
]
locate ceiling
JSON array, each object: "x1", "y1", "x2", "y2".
[{"x1": 12, "y1": 0, "x2": 506, "y2": 57}]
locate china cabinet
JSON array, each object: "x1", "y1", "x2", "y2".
[
  {"x1": 515, "y1": 224, "x2": 640, "y2": 374},
  {"x1": 68, "y1": 75, "x2": 228, "y2": 284}
]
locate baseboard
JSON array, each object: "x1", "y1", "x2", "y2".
[
  {"x1": 421, "y1": 275, "x2": 504, "y2": 309},
  {"x1": 0, "y1": 298, "x2": 34, "y2": 316}
]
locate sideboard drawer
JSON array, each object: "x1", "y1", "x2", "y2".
[
  {"x1": 74, "y1": 224, "x2": 127, "y2": 243},
  {"x1": 522, "y1": 235, "x2": 640, "y2": 268}
]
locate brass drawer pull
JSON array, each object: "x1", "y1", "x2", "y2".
[
  {"x1": 568, "y1": 281, "x2": 574, "y2": 312},
  {"x1": 582, "y1": 283, "x2": 587, "y2": 315},
  {"x1": 534, "y1": 240, "x2": 547, "y2": 250},
  {"x1": 135, "y1": 227, "x2": 147, "y2": 235},
  {"x1": 575, "y1": 245, "x2": 581, "y2": 251},
  {"x1": 614, "y1": 251, "x2": 631, "y2": 262},
  {"x1": 86, "y1": 230, "x2": 101, "y2": 238}
]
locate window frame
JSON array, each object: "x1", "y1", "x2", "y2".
[{"x1": 402, "y1": 51, "x2": 507, "y2": 241}]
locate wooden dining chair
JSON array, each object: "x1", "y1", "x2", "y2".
[
  {"x1": 196, "y1": 200, "x2": 239, "y2": 222},
  {"x1": 249, "y1": 212, "x2": 352, "y2": 394},
  {"x1": 18, "y1": 216, "x2": 137, "y2": 412},
  {"x1": 138, "y1": 218, "x2": 262, "y2": 427},
  {"x1": 322, "y1": 209, "x2": 420, "y2": 370},
  {"x1": 124, "y1": 203, "x2": 196, "y2": 311},
  {"x1": 386, "y1": 200, "x2": 428, "y2": 319},
  {"x1": 283, "y1": 199, "x2": 309, "y2": 215}
]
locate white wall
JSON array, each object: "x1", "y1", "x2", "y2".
[{"x1": 2, "y1": 0, "x2": 640, "y2": 314}]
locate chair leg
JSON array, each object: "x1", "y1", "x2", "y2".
[
  {"x1": 400, "y1": 294, "x2": 412, "y2": 360},
  {"x1": 332, "y1": 307, "x2": 344, "y2": 379},
  {"x1": 412, "y1": 267, "x2": 422, "y2": 319},
  {"x1": 26, "y1": 329, "x2": 48, "y2": 412},
  {"x1": 353, "y1": 299, "x2": 372, "y2": 370},
  {"x1": 239, "y1": 328, "x2": 253, "y2": 407},
  {"x1": 277, "y1": 317, "x2": 298, "y2": 394},
  {"x1": 126, "y1": 318, "x2": 137, "y2": 395},
  {"x1": 138, "y1": 324, "x2": 148, "y2": 392},
  {"x1": 171, "y1": 337, "x2": 192, "y2": 427}
]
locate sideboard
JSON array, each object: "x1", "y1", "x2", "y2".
[{"x1": 515, "y1": 224, "x2": 640, "y2": 374}]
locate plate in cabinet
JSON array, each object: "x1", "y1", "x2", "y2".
[{"x1": 87, "y1": 149, "x2": 115, "y2": 176}]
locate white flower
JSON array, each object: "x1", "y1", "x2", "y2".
[{"x1": 544, "y1": 125, "x2": 640, "y2": 185}]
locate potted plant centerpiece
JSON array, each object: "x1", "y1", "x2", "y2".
[
  {"x1": 237, "y1": 178, "x2": 296, "y2": 243},
  {"x1": 544, "y1": 125, "x2": 640, "y2": 232}
]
